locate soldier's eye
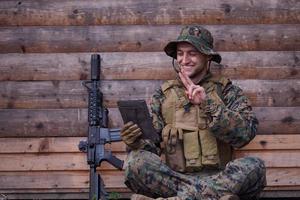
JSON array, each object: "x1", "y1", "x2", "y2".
[{"x1": 177, "y1": 51, "x2": 183, "y2": 56}]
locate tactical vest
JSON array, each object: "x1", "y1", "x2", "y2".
[{"x1": 161, "y1": 75, "x2": 232, "y2": 173}]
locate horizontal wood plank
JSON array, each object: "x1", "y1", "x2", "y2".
[
  {"x1": 0, "y1": 153, "x2": 126, "y2": 171},
  {"x1": 261, "y1": 189, "x2": 300, "y2": 198},
  {"x1": 2, "y1": 193, "x2": 89, "y2": 200},
  {"x1": 0, "y1": 168, "x2": 299, "y2": 190},
  {"x1": 0, "y1": 137, "x2": 87, "y2": 153},
  {"x1": 264, "y1": 186, "x2": 300, "y2": 191},
  {"x1": 0, "y1": 188, "x2": 129, "y2": 194},
  {"x1": 235, "y1": 150, "x2": 300, "y2": 168},
  {"x1": 3, "y1": 186, "x2": 300, "y2": 194},
  {"x1": 0, "y1": 25, "x2": 299, "y2": 53},
  {"x1": 0, "y1": 51, "x2": 299, "y2": 81},
  {"x1": 0, "y1": 188, "x2": 130, "y2": 200},
  {"x1": 239, "y1": 135, "x2": 300, "y2": 150},
  {"x1": 2, "y1": 190, "x2": 300, "y2": 199},
  {"x1": 2, "y1": 187, "x2": 300, "y2": 194},
  {"x1": 0, "y1": 171, "x2": 125, "y2": 189},
  {"x1": 1, "y1": 134, "x2": 298, "y2": 154},
  {"x1": 0, "y1": 109, "x2": 89, "y2": 137},
  {"x1": 2, "y1": 189, "x2": 300, "y2": 199},
  {"x1": 0, "y1": 137, "x2": 124, "y2": 153},
  {"x1": 2, "y1": 149, "x2": 300, "y2": 171},
  {"x1": 0, "y1": 107, "x2": 299, "y2": 137},
  {"x1": 2, "y1": 184, "x2": 300, "y2": 199},
  {"x1": 0, "y1": 79, "x2": 299, "y2": 109},
  {"x1": 267, "y1": 168, "x2": 300, "y2": 187},
  {"x1": 0, "y1": 0, "x2": 299, "y2": 26}
]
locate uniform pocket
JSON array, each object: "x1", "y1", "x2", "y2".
[
  {"x1": 183, "y1": 131, "x2": 203, "y2": 171},
  {"x1": 199, "y1": 129, "x2": 219, "y2": 166}
]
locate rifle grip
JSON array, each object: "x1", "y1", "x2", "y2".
[{"x1": 108, "y1": 154, "x2": 124, "y2": 170}]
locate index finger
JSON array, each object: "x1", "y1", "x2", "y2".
[
  {"x1": 178, "y1": 72, "x2": 188, "y2": 89},
  {"x1": 121, "y1": 121, "x2": 134, "y2": 131},
  {"x1": 182, "y1": 69, "x2": 194, "y2": 85},
  {"x1": 179, "y1": 70, "x2": 193, "y2": 89}
]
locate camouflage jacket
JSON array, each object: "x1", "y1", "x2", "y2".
[{"x1": 140, "y1": 73, "x2": 258, "y2": 155}]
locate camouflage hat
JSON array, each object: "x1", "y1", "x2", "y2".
[{"x1": 164, "y1": 25, "x2": 222, "y2": 63}]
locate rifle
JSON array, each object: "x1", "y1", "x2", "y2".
[{"x1": 79, "y1": 54, "x2": 124, "y2": 200}]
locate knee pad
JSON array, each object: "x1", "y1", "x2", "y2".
[
  {"x1": 232, "y1": 156, "x2": 265, "y2": 170},
  {"x1": 125, "y1": 150, "x2": 162, "y2": 178}
]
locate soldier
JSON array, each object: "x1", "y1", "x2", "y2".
[{"x1": 120, "y1": 25, "x2": 266, "y2": 200}]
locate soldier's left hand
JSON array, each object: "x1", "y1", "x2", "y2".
[
  {"x1": 121, "y1": 121, "x2": 144, "y2": 149},
  {"x1": 179, "y1": 69, "x2": 206, "y2": 105}
]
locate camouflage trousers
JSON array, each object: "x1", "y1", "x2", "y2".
[{"x1": 124, "y1": 150, "x2": 266, "y2": 200}]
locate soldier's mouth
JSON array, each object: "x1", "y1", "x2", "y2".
[{"x1": 181, "y1": 66, "x2": 194, "y2": 70}]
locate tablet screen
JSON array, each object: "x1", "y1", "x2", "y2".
[{"x1": 117, "y1": 100, "x2": 160, "y2": 143}]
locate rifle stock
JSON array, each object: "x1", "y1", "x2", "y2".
[{"x1": 79, "y1": 54, "x2": 124, "y2": 200}]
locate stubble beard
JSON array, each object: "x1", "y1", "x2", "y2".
[{"x1": 187, "y1": 64, "x2": 208, "y2": 83}]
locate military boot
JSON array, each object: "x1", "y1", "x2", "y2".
[
  {"x1": 131, "y1": 193, "x2": 239, "y2": 200},
  {"x1": 131, "y1": 194, "x2": 181, "y2": 200},
  {"x1": 131, "y1": 194, "x2": 153, "y2": 200},
  {"x1": 219, "y1": 194, "x2": 240, "y2": 200}
]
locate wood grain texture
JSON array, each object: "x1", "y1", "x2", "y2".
[
  {"x1": 1, "y1": 135, "x2": 300, "y2": 195},
  {"x1": 0, "y1": 153, "x2": 126, "y2": 171},
  {"x1": 239, "y1": 135, "x2": 300, "y2": 150},
  {"x1": 0, "y1": 79, "x2": 299, "y2": 109},
  {"x1": 266, "y1": 168, "x2": 300, "y2": 187},
  {"x1": 2, "y1": 188, "x2": 300, "y2": 199},
  {"x1": 2, "y1": 189, "x2": 300, "y2": 199},
  {"x1": 0, "y1": 107, "x2": 299, "y2": 137},
  {"x1": 2, "y1": 135, "x2": 300, "y2": 154},
  {"x1": 0, "y1": 137, "x2": 124, "y2": 153},
  {"x1": 0, "y1": 25, "x2": 299, "y2": 53},
  {"x1": 0, "y1": 137, "x2": 88, "y2": 153},
  {"x1": 0, "y1": 0, "x2": 299, "y2": 197},
  {"x1": 0, "y1": 188, "x2": 129, "y2": 194},
  {"x1": 0, "y1": 188, "x2": 130, "y2": 200},
  {"x1": 0, "y1": 171, "x2": 125, "y2": 189},
  {"x1": 0, "y1": 169, "x2": 299, "y2": 189},
  {"x1": 0, "y1": 0, "x2": 299, "y2": 26},
  {"x1": 235, "y1": 150, "x2": 300, "y2": 167},
  {"x1": 0, "y1": 51, "x2": 299, "y2": 81},
  {"x1": 2, "y1": 150, "x2": 300, "y2": 171}
]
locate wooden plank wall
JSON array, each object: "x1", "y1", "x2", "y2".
[{"x1": 0, "y1": 0, "x2": 299, "y2": 199}]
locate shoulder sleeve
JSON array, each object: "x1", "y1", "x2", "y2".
[
  {"x1": 204, "y1": 81, "x2": 259, "y2": 148},
  {"x1": 150, "y1": 87, "x2": 166, "y2": 135}
]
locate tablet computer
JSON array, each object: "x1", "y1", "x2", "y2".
[{"x1": 117, "y1": 100, "x2": 160, "y2": 143}]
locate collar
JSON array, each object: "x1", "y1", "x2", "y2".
[{"x1": 197, "y1": 72, "x2": 212, "y2": 85}]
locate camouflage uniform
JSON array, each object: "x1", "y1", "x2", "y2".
[{"x1": 123, "y1": 26, "x2": 266, "y2": 200}]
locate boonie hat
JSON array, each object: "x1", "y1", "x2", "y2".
[{"x1": 164, "y1": 25, "x2": 222, "y2": 63}]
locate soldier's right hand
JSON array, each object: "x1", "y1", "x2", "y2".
[{"x1": 121, "y1": 121, "x2": 144, "y2": 149}]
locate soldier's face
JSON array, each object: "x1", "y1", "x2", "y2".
[{"x1": 176, "y1": 42, "x2": 210, "y2": 79}]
